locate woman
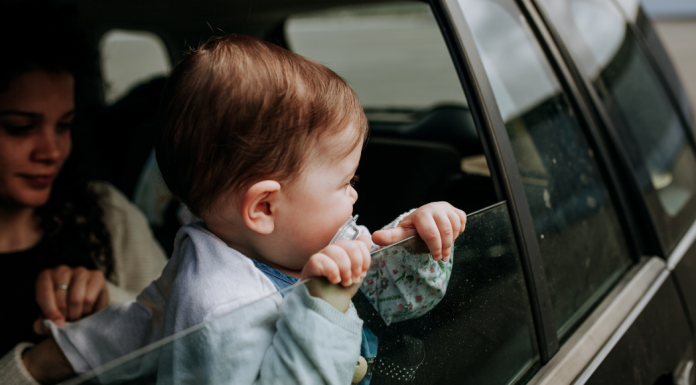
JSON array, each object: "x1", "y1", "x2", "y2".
[{"x1": 0, "y1": 2, "x2": 168, "y2": 383}]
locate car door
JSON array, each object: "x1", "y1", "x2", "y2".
[{"x1": 437, "y1": 0, "x2": 696, "y2": 383}]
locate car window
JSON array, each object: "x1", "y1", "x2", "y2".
[
  {"x1": 460, "y1": 0, "x2": 633, "y2": 340},
  {"x1": 536, "y1": 0, "x2": 696, "y2": 253},
  {"x1": 285, "y1": 3, "x2": 467, "y2": 122},
  {"x1": 99, "y1": 29, "x2": 171, "y2": 104}
]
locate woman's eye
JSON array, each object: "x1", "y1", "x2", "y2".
[
  {"x1": 57, "y1": 122, "x2": 73, "y2": 133},
  {"x1": 2, "y1": 124, "x2": 34, "y2": 136},
  {"x1": 349, "y1": 174, "x2": 360, "y2": 187}
]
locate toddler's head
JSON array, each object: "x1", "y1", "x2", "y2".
[{"x1": 155, "y1": 34, "x2": 368, "y2": 271}]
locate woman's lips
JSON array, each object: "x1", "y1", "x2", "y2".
[{"x1": 18, "y1": 174, "x2": 55, "y2": 189}]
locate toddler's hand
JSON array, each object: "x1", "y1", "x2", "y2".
[
  {"x1": 372, "y1": 202, "x2": 466, "y2": 262},
  {"x1": 301, "y1": 236, "x2": 371, "y2": 312}
]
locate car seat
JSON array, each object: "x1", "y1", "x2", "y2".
[{"x1": 369, "y1": 104, "x2": 483, "y2": 157}]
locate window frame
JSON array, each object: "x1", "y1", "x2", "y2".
[
  {"x1": 432, "y1": 0, "x2": 560, "y2": 363},
  {"x1": 626, "y1": 3, "x2": 695, "y2": 134},
  {"x1": 527, "y1": 0, "x2": 696, "y2": 257},
  {"x1": 432, "y1": 0, "x2": 659, "y2": 367}
]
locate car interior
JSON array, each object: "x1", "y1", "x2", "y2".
[
  {"x1": 77, "y1": 0, "x2": 500, "y2": 254},
  {"x1": 52, "y1": 0, "x2": 509, "y2": 382},
  {"x1": 25, "y1": 0, "x2": 696, "y2": 384},
  {"x1": 6, "y1": 0, "x2": 525, "y2": 383}
]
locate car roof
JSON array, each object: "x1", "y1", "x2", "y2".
[{"x1": 54, "y1": 0, "x2": 406, "y2": 43}]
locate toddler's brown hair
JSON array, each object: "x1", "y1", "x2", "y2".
[{"x1": 155, "y1": 34, "x2": 368, "y2": 217}]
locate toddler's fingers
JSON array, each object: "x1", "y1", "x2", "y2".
[
  {"x1": 458, "y1": 209, "x2": 468, "y2": 231},
  {"x1": 433, "y1": 211, "x2": 454, "y2": 260},
  {"x1": 357, "y1": 235, "x2": 372, "y2": 275},
  {"x1": 414, "y1": 214, "x2": 443, "y2": 260},
  {"x1": 447, "y1": 210, "x2": 463, "y2": 236},
  {"x1": 372, "y1": 227, "x2": 418, "y2": 246},
  {"x1": 357, "y1": 234, "x2": 372, "y2": 249},
  {"x1": 301, "y1": 254, "x2": 340, "y2": 283},
  {"x1": 332, "y1": 240, "x2": 364, "y2": 283},
  {"x1": 322, "y1": 245, "x2": 354, "y2": 286}
]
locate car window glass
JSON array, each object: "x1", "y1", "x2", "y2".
[
  {"x1": 612, "y1": 0, "x2": 640, "y2": 22},
  {"x1": 460, "y1": 0, "x2": 633, "y2": 339},
  {"x1": 100, "y1": 29, "x2": 171, "y2": 104},
  {"x1": 286, "y1": 3, "x2": 467, "y2": 121},
  {"x1": 65, "y1": 280, "x2": 304, "y2": 384},
  {"x1": 537, "y1": 0, "x2": 696, "y2": 252},
  {"x1": 67, "y1": 203, "x2": 539, "y2": 385}
]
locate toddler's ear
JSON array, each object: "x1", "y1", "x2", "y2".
[{"x1": 242, "y1": 181, "x2": 281, "y2": 235}]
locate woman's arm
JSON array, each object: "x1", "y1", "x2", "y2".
[
  {"x1": 30, "y1": 183, "x2": 168, "y2": 329},
  {"x1": 93, "y1": 182, "x2": 168, "y2": 302},
  {"x1": 0, "y1": 339, "x2": 73, "y2": 385}
]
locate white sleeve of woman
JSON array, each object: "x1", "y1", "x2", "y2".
[{"x1": 93, "y1": 182, "x2": 168, "y2": 303}]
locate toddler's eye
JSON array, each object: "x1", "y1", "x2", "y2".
[{"x1": 349, "y1": 174, "x2": 359, "y2": 187}]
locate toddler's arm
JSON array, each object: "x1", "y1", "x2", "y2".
[
  {"x1": 162, "y1": 238, "x2": 372, "y2": 385},
  {"x1": 159, "y1": 284, "x2": 364, "y2": 385}
]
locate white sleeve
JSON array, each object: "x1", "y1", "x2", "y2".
[
  {"x1": 0, "y1": 343, "x2": 40, "y2": 385},
  {"x1": 94, "y1": 182, "x2": 168, "y2": 303},
  {"x1": 156, "y1": 284, "x2": 363, "y2": 385},
  {"x1": 48, "y1": 271, "x2": 170, "y2": 377}
]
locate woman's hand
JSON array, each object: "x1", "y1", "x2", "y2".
[
  {"x1": 372, "y1": 202, "x2": 467, "y2": 262},
  {"x1": 33, "y1": 265, "x2": 110, "y2": 333},
  {"x1": 301, "y1": 236, "x2": 372, "y2": 312}
]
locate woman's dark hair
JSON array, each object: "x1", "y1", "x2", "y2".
[{"x1": 0, "y1": 1, "x2": 114, "y2": 278}]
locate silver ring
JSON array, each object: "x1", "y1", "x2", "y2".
[{"x1": 55, "y1": 284, "x2": 69, "y2": 290}]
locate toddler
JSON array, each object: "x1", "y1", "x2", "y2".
[{"x1": 42, "y1": 34, "x2": 466, "y2": 384}]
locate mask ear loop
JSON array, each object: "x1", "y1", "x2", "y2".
[{"x1": 329, "y1": 215, "x2": 360, "y2": 245}]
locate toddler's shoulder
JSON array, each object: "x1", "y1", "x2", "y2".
[{"x1": 165, "y1": 224, "x2": 279, "y2": 332}]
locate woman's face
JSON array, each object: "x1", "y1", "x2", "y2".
[{"x1": 0, "y1": 71, "x2": 74, "y2": 209}]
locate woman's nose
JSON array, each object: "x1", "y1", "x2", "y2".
[{"x1": 32, "y1": 127, "x2": 63, "y2": 163}]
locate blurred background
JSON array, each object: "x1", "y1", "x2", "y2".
[{"x1": 643, "y1": 0, "x2": 696, "y2": 111}]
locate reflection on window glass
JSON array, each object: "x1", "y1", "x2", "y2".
[
  {"x1": 612, "y1": 0, "x2": 640, "y2": 21},
  {"x1": 67, "y1": 281, "x2": 307, "y2": 384},
  {"x1": 69, "y1": 203, "x2": 538, "y2": 385},
  {"x1": 356, "y1": 203, "x2": 538, "y2": 384},
  {"x1": 100, "y1": 29, "x2": 171, "y2": 104},
  {"x1": 285, "y1": 2, "x2": 467, "y2": 116},
  {"x1": 537, "y1": 0, "x2": 696, "y2": 250},
  {"x1": 460, "y1": 0, "x2": 632, "y2": 339}
]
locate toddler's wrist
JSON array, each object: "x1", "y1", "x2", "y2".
[{"x1": 305, "y1": 278, "x2": 359, "y2": 313}]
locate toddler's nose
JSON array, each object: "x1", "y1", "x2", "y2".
[{"x1": 348, "y1": 185, "x2": 358, "y2": 203}]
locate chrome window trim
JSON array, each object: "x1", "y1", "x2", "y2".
[
  {"x1": 527, "y1": 257, "x2": 667, "y2": 385},
  {"x1": 667, "y1": 217, "x2": 696, "y2": 270}
]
